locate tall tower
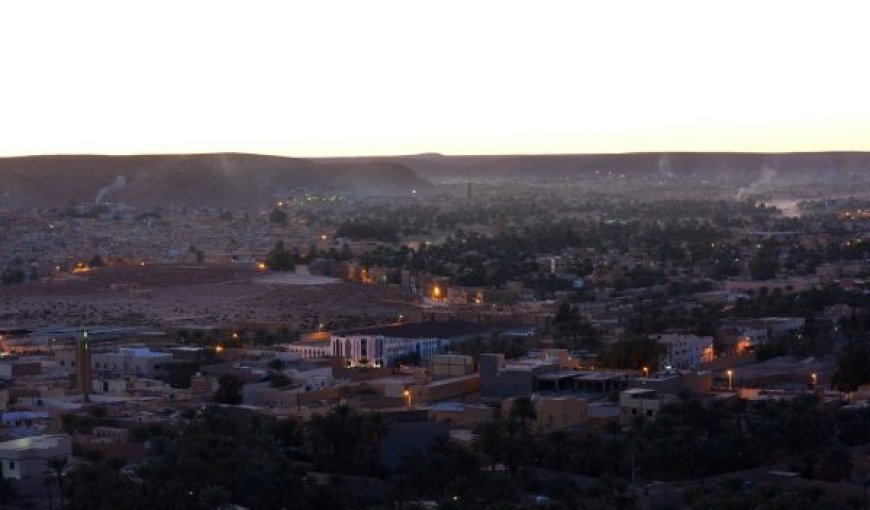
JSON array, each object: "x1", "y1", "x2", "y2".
[{"x1": 76, "y1": 327, "x2": 91, "y2": 401}]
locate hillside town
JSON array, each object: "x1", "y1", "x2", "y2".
[{"x1": 0, "y1": 175, "x2": 868, "y2": 509}]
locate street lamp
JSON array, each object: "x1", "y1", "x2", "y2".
[
  {"x1": 403, "y1": 389, "x2": 412, "y2": 407},
  {"x1": 811, "y1": 372, "x2": 818, "y2": 388},
  {"x1": 642, "y1": 366, "x2": 649, "y2": 379},
  {"x1": 726, "y1": 369, "x2": 733, "y2": 391}
]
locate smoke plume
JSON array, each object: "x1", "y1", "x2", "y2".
[
  {"x1": 94, "y1": 175, "x2": 126, "y2": 204},
  {"x1": 736, "y1": 166, "x2": 777, "y2": 200},
  {"x1": 657, "y1": 154, "x2": 674, "y2": 179}
]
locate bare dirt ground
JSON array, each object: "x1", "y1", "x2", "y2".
[{"x1": 0, "y1": 265, "x2": 413, "y2": 330}]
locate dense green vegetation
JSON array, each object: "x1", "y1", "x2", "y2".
[
  {"x1": 266, "y1": 240, "x2": 296, "y2": 271},
  {"x1": 50, "y1": 391, "x2": 870, "y2": 509}
]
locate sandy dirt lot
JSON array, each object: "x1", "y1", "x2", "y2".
[{"x1": 0, "y1": 265, "x2": 413, "y2": 330}]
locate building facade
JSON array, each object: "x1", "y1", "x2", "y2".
[
  {"x1": 0, "y1": 435, "x2": 72, "y2": 480},
  {"x1": 92, "y1": 347, "x2": 172, "y2": 377},
  {"x1": 652, "y1": 334, "x2": 714, "y2": 370},
  {"x1": 332, "y1": 321, "x2": 497, "y2": 368}
]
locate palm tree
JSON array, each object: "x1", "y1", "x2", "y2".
[
  {"x1": 472, "y1": 421, "x2": 505, "y2": 471},
  {"x1": 45, "y1": 456, "x2": 68, "y2": 510},
  {"x1": 358, "y1": 412, "x2": 389, "y2": 474},
  {"x1": 0, "y1": 476, "x2": 17, "y2": 505},
  {"x1": 509, "y1": 396, "x2": 537, "y2": 434},
  {"x1": 542, "y1": 430, "x2": 570, "y2": 471},
  {"x1": 43, "y1": 477, "x2": 55, "y2": 510}
]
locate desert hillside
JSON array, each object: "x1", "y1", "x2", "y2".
[{"x1": 0, "y1": 153, "x2": 431, "y2": 208}]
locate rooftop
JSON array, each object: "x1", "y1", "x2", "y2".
[
  {"x1": 0, "y1": 434, "x2": 68, "y2": 452},
  {"x1": 622, "y1": 388, "x2": 656, "y2": 395},
  {"x1": 117, "y1": 347, "x2": 172, "y2": 358},
  {"x1": 537, "y1": 372, "x2": 584, "y2": 382},
  {"x1": 338, "y1": 320, "x2": 501, "y2": 339}
]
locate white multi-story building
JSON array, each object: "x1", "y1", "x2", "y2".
[
  {"x1": 652, "y1": 334, "x2": 714, "y2": 370},
  {"x1": 332, "y1": 321, "x2": 497, "y2": 368},
  {"x1": 283, "y1": 342, "x2": 331, "y2": 360},
  {"x1": 92, "y1": 347, "x2": 172, "y2": 377}
]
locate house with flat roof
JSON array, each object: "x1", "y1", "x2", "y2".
[
  {"x1": 92, "y1": 347, "x2": 173, "y2": 377},
  {"x1": 0, "y1": 434, "x2": 71, "y2": 480},
  {"x1": 619, "y1": 388, "x2": 677, "y2": 422}
]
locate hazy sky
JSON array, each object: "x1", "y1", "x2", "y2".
[{"x1": 1, "y1": 1, "x2": 868, "y2": 157}]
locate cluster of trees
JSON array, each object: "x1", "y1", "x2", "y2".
[
  {"x1": 449, "y1": 335, "x2": 527, "y2": 361},
  {"x1": 832, "y1": 340, "x2": 870, "y2": 392},
  {"x1": 336, "y1": 220, "x2": 399, "y2": 242},
  {"x1": 551, "y1": 301, "x2": 600, "y2": 350},
  {"x1": 748, "y1": 244, "x2": 781, "y2": 280},
  {"x1": 755, "y1": 320, "x2": 837, "y2": 361},
  {"x1": 307, "y1": 405, "x2": 388, "y2": 474},
  {"x1": 264, "y1": 240, "x2": 344, "y2": 272},
  {"x1": 522, "y1": 394, "x2": 861, "y2": 488},
  {"x1": 472, "y1": 397, "x2": 538, "y2": 475},
  {"x1": 55, "y1": 406, "x2": 390, "y2": 509},
  {"x1": 0, "y1": 267, "x2": 25, "y2": 285},
  {"x1": 266, "y1": 241, "x2": 296, "y2": 271},
  {"x1": 213, "y1": 374, "x2": 243, "y2": 404},
  {"x1": 599, "y1": 335, "x2": 666, "y2": 371},
  {"x1": 732, "y1": 285, "x2": 870, "y2": 319},
  {"x1": 33, "y1": 392, "x2": 870, "y2": 509},
  {"x1": 269, "y1": 208, "x2": 288, "y2": 225},
  {"x1": 315, "y1": 192, "x2": 869, "y2": 303},
  {"x1": 339, "y1": 196, "x2": 786, "y2": 288}
]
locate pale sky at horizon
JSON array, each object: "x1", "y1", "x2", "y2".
[{"x1": 1, "y1": 1, "x2": 868, "y2": 158}]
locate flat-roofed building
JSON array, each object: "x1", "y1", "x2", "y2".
[
  {"x1": 92, "y1": 347, "x2": 172, "y2": 377},
  {"x1": 0, "y1": 434, "x2": 72, "y2": 480},
  {"x1": 427, "y1": 402, "x2": 496, "y2": 429},
  {"x1": 431, "y1": 354, "x2": 474, "y2": 379},
  {"x1": 284, "y1": 341, "x2": 331, "y2": 360},
  {"x1": 651, "y1": 334, "x2": 714, "y2": 370},
  {"x1": 480, "y1": 354, "x2": 558, "y2": 400},
  {"x1": 503, "y1": 395, "x2": 589, "y2": 432},
  {"x1": 0, "y1": 359, "x2": 41, "y2": 381},
  {"x1": 332, "y1": 321, "x2": 499, "y2": 368},
  {"x1": 619, "y1": 388, "x2": 676, "y2": 422}
]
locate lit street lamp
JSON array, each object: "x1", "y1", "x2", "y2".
[
  {"x1": 403, "y1": 389, "x2": 412, "y2": 407},
  {"x1": 726, "y1": 369, "x2": 733, "y2": 391},
  {"x1": 642, "y1": 366, "x2": 649, "y2": 379}
]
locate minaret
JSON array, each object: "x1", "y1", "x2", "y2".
[{"x1": 76, "y1": 327, "x2": 91, "y2": 401}]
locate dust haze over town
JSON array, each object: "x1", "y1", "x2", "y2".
[{"x1": 2, "y1": 2, "x2": 870, "y2": 510}]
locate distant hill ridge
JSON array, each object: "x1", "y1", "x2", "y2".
[
  {"x1": 316, "y1": 151, "x2": 870, "y2": 182},
  {"x1": 0, "y1": 153, "x2": 430, "y2": 208},
  {"x1": 2, "y1": 151, "x2": 868, "y2": 208}
]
